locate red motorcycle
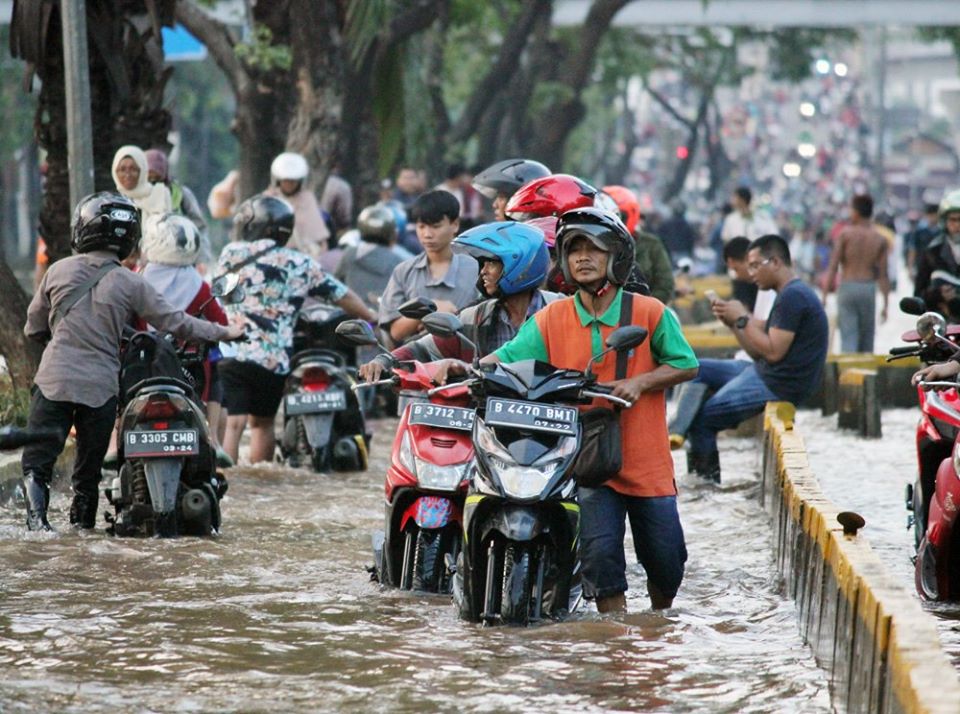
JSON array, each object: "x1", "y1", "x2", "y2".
[
  {"x1": 337, "y1": 320, "x2": 474, "y2": 593},
  {"x1": 892, "y1": 298, "x2": 960, "y2": 600}
]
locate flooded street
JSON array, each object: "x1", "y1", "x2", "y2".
[
  {"x1": 0, "y1": 420, "x2": 831, "y2": 713},
  {"x1": 797, "y1": 407, "x2": 960, "y2": 668}
]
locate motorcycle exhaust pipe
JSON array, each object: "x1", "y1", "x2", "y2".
[{"x1": 181, "y1": 488, "x2": 212, "y2": 533}]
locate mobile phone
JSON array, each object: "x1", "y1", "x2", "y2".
[{"x1": 704, "y1": 289, "x2": 719, "y2": 303}]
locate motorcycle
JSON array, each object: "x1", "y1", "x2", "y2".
[
  {"x1": 336, "y1": 315, "x2": 474, "y2": 593},
  {"x1": 890, "y1": 297, "x2": 960, "y2": 599},
  {"x1": 281, "y1": 301, "x2": 369, "y2": 472},
  {"x1": 415, "y1": 312, "x2": 647, "y2": 625},
  {"x1": 103, "y1": 275, "x2": 241, "y2": 537}
]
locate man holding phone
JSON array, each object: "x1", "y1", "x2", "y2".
[{"x1": 673, "y1": 235, "x2": 827, "y2": 483}]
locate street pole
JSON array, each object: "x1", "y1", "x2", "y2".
[{"x1": 61, "y1": 0, "x2": 95, "y2": 211}]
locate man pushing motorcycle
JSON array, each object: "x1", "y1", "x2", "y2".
[{"x1": 434, "y1": 207, "x2": 699, "y2": 612}]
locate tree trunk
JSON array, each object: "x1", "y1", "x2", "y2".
[{"x1": 0, "y1": 259, "x2": 42, "y2": 393}]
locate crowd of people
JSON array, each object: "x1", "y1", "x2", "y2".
[{"x1": 38, "y1": 140, "x2": 960, "y2": 613}]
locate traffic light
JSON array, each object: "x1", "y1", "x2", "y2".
[{"x1": 676, "y1": 145, "x2": 689, "y2": 160}]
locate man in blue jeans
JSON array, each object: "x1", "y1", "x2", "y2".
[{"x1": 677, "y1": 234, "x2": 828, "y2": 483}]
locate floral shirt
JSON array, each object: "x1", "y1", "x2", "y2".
[{"x1": 217, "y1": 239, "x2": 348, "y2": 374}]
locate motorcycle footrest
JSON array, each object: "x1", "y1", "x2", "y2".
[{"x1": 444, "y1": 553, "x2": 457, "y2": 576}]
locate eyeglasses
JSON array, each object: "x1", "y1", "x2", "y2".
[{"x1": 746, "y1": 257, "x2": 773, "y2": 271}]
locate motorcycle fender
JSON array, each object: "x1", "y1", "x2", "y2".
[
  {"x1": 400, "y1": 496, "x2": 460, "y2": 531},
  {"x1": 301, "y1": 414, "x2": 334, "y2": 449},
  {"x1": 482, "y1": 505, "x2": 544, "y2": 543}
]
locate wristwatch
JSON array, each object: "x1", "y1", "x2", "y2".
[{"x1": 734, "y1": 315, "x2": 750, "y2": 330}]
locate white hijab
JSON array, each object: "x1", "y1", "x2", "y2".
[{"x1": 112, "y1": 145, "x2": 172, "y2": 217}]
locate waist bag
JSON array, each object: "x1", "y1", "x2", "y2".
[{"x1": 570, "y1": 292, "x2": 633, "y2": 489}]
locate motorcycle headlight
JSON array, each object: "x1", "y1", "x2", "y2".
[
  {"x1": 416, "y1": 459, "x2": 471, "y2": 492},
  {"x1": 475, "y1": 420, "x2": 578, "y2": 500}
]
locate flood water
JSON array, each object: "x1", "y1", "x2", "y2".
[
  {"x1": 798, "y1": 408, "x2": 960, "y2": 668},
  {"x1": 0, "y1": 420, "x2": 831, "y2": 712}
]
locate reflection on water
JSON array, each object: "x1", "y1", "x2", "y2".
[
  {"x1": 798, "y1": 408, "x2": 960, "y2": 669},
  {"x1": 0, "y1": 425, "x2": 829, "y2": 712}
]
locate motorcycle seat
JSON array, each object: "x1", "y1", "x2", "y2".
[{"x1": 290, "y1": 348, "x2": 346, "y2": 371}]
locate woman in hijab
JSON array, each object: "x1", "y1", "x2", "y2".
[{"x1": 111, "y1": 145, "x2": 172, "y2": 217}]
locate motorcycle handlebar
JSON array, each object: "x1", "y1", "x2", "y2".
[
  {"x1": 352, "y1": 378, "x2": 395, "y2": 391},
  {"x1": 889, "y1": 345, "x2": 919, "y2": 356},
  {"x1": 918, "y1": 380, "x2": 960, "y2": 390},
  {"x1": 427, "y1": 378, "x2": 478, "y2": 397},
  {"x1": 581, "y1": 389, "x2": 633, "y2": 408}
]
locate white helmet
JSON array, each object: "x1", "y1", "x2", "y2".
[
  {"x1": 141, "y1": 212, "x2": 201, "y2": 266},
  {"x1": 939, "y1": 188, "x2": 960, "y2": 221},
  {"x1": 271, "y1": 152, "x2": 309, "y2": 183}
]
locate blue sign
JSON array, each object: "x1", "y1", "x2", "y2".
[{"x1": 162, "y1": 24, "x2": 207, "y2": 62}]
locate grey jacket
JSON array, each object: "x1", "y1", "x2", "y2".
[{"x1": 26, "y1": 251, "x2": 232, "y2": 406}]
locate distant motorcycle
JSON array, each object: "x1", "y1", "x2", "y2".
[
  {"x1": 891, "y1": 297, "x2": 960, "y2": 600},
  {"x1": 337, "y1": 312, "x2": 473, "y2": 593},
  {"x1": 104, "y1": 275, "x2": 241, "y2": 537},
  {"x1": 281, "y1": 302, "x2": 369, "y2": 472}
]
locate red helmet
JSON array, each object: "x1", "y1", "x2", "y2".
[
  {"x1": 523, "y1": 216, "x2": 559, "y2": 250},
  {"x1": 505, "y1": 174, "x2": 599, "y2": 221},
  {"x1": 602, "y1": 185, "x2": 641, "y2": 234}
]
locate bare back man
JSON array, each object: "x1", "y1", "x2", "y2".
[{"x1": 823, "y1": 193, "x2": 889, "y2": 353}]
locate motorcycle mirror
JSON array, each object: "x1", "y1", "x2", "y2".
[
  {"x1": 210, "y1": 273, "x2": 241, "y2": 299},
  {"x1": 335, "y1": 319, "x2": 380, "y2": 347},
  {"x1": 421, "y1": 312, "x2": 463, "y2": 338},
  {"x1": 916, "y1": 312, "x2": 947, "y2": 343},
  {"x1": 228, "y1": 286, "x2": 246, "y2": 304},
  {"x1": 605, "y1": 326, "x2": 648, "y2": 353},
  {"x1": 585, "y1": 326, "x2": 649, "y2": 378},
  {"x1": 398, "y1": 297, "x2": 438, "y2": 321},
  {"x1": 899, "y1": 296, "x2": 927, "y2": 316}
]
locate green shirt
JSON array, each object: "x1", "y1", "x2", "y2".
[{"x1": 495, "y1": 289, "x2": 698, "y2": 369}]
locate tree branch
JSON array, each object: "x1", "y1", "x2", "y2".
[
  {"x1": 562, "y1": 0, "x2": 629, "y2": 93},
  {"x1": 384, "y1": 0, "x2": 449, "y2": 47},
  {"x1": 644, "y1": 82, "x2": 694, "y2": 128},
  {"x1": 448, "y1": 0, "x2": 552, "y2": 144},
  {"x1": 175, "y1": 0, "x2": 245, "y2": 94}
]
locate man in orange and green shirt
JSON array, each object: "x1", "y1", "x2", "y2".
[{"x1": 439, "y1": 207, "x2": 698, "y2": 611}]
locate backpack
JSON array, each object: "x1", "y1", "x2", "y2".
[{"x1": 119, "y1": 332, "x2": 191, "y2": 404}]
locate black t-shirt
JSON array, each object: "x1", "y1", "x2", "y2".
[{"x1": 754, "y1": 279, "x2": 828, "y2": 403}]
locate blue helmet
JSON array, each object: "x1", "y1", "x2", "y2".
[{"x1": 453, "y1": 221, "x2": 549, "y2": 296}]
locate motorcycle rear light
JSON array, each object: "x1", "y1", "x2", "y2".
[
  {"x1": 430, "y1": 437, "x2": 457, "y2": 449},
  {"x1": 152, "y1": 421, "x2": 169, "y2": 430},
  {"x1": 301, "y1": 368, "x2": 331, "y2": 393},
  {"x1": 140, "y1": 397, "x2": 178, "y2": 420}
]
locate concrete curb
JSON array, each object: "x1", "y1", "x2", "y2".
[
  {"x1": 761, "y1": 402, "x2": 960, "y2": 714},
  {"x1": 837, "y1": 368, "x2": 882, "y2": 438}
]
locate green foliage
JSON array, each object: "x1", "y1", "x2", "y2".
[
  {"x1": 918, "y1": 27, "x2": 960, "y2": 67},
  {"x1": 0, "y1": 383, "x2": 31, "y2": 427},
  {"x1": 760, "y1": 28, "x2": 856, "y2": 83},
  {"x1": 235, "y1": 25, "x2": 292, "y2": 72},
  {"x1": 165, "y1": 57, "x2": 239, "y2": 248},
  {"x1": 0, "y1": 26, "x2": 38, "y2": 168},
  {"x1": 373, "y1": 43, "x2": 407, "y2": 177},
  {"x1": 345, "y1": 0, "x2": 391, "y2": 67}
]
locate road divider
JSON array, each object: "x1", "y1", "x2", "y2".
[{"x1": 761, "y1": 402, "x2": 960, "y2": 713}]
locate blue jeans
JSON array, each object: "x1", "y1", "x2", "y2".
[
  {"x1": 687, "y1": 358, "x2": 778, "y2": 455},
  {"x1": 578, "y1": 487, "x2": 687, "y2": 600}
]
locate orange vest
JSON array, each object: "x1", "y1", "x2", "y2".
[{"x1": 533, "y1": 294, "x2": 676, "y2": 497}]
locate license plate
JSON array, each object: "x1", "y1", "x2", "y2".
[
  {"x1": 125, "y1": 429, "x2": 199, "y2": 457},
  {"x1": 408, "y1": 403, "x2": 475, "y2": 432},
  {"x1": 484, "y1": 398, "x2": 578, "y2": 436},
  {"x1": 285, "y1": 389, "x2": 347, "y2": 415}
]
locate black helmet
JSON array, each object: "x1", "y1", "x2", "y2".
[
  {"x1": 472, "y1": 158, "x2": 551, "y2": 200},
  {"x1": 71, "y1": 192, "x2": 141, "y2": 259},
  {"x1": 357, "y1": 204, "x2": 397, "y2": 244},
  {"x1": 556, "y1": 207, "x2": 636, "y2": 287},
  {"x1": 232, "y1": 194, "x2": 295, "y2": 246}
]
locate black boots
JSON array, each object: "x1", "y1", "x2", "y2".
[
  {"x1": 687, "y1": 450, "x2": 721, "y2": 484},
  {"x1": 69, "y1": 491, "x2": 98, "y2": 529},
  {"x1": 22, "y1": 473, "x2": 52, "y2": 531}
]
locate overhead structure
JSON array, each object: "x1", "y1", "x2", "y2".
[{"x1": 555, "y1": 0, "x2": 960, "y2": 27}]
